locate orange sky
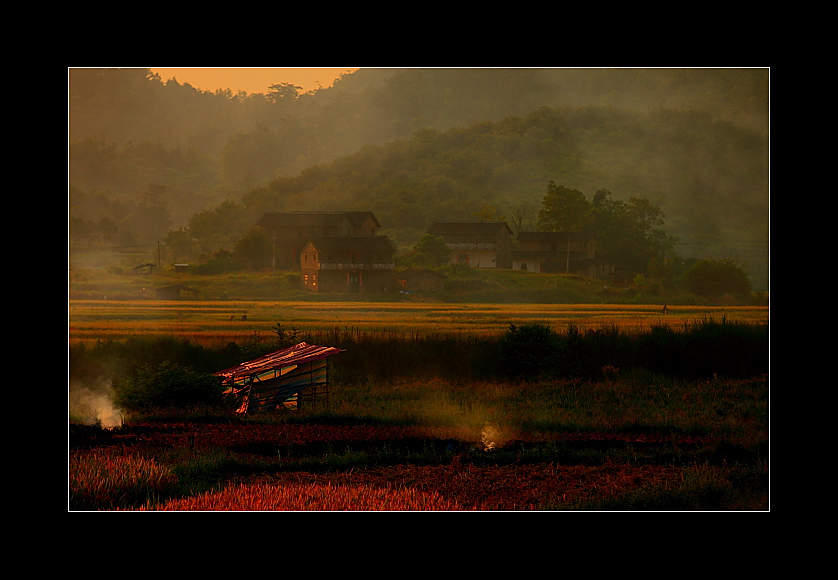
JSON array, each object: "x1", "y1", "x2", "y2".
[{"x1": 150, "y1": 67, "x2": 359, "y2": 95}]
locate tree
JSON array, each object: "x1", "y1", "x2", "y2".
[
  {"x1": 505, "y1": 201, "x2": 536, "y2": 236},
  {"x1": 410, "y1": 234, "x2": 450, "y2": 268},
  {"x1": 162, "y1": 227, "x2": 194, "y2": 263},
  {"x1": 113, "y1": 361, "x2": 224, "y2": 412},
  {"x1": 188, "y1": 199, "x2": 248, "y2": 243},
  {"x1": 591, "y1": 188, "x2": 675, "y2": 279},
  {"x1": 472, "y1": 204, "x2": 505, "y2": 222},
  {"x1": 683, "y1": 258, "x2": 752, "y2": 297},
  {"x1": 233, "y1": 227, "x2": 273, "y2": 270},
  {"x1": 220, "y1": 124, "x2": 285, "y2": 190},
  {"x1": 267, "y1": 82, "x2": 302, "y2": 103},
  {"x1": 130, "y1": 184, "x2": 171, "y2": 243},
  {"x1": 537, "y1": 182, "x2": 593, "y2": 276},
  {"x1": 499, "y1": 323, "x2": 563, "y2": 380}
]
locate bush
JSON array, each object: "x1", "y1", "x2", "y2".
[
  {"x1": 499, "y1": 323, "x2": 563, "y2": 380},
  {"x1": 113, "y1": 360, "x2": 225, "y2": 412},
  {"x1": 683, "y1": 258, "x2": 752, "y2": 297}
]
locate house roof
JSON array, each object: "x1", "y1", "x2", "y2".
[
  {"x1": 428, "y1": 222, "x2": 513, "y2": 235},
  {"x1": 305, "y1": 235, "x2": 396, "y2": 254},
  {"x1": 344, "y1": 211, "x2": 380, "y2": 228},
  {"x1": 214, "y1": 342, "x2": 342, "y2": 381}
]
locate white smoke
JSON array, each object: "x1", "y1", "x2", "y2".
[{"x1": 69, "y1": 377, "x2": 123, "y2": 428}]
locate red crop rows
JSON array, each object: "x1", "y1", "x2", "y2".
[{"x1": 70, "y1": 422, "x2": 710, "y2": 510}]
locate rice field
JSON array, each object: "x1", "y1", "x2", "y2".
[{"x1": 68, "y1": 300, "x2": 769, "y2": 346}]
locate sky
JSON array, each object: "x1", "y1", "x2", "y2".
[{"x1": 150, "y1": 67, "x2": 359, "y2": 95}]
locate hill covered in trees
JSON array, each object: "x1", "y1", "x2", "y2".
[{"x1": 68, "y1": 68, "x2": 769, "y2": 289}]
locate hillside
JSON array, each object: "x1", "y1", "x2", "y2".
[
  {"x1": 242, "y1": 106, "x2": 767, "y2": 277},
  {"x1": 68, "y1": 68, "x2": 769, "y2": 289}
]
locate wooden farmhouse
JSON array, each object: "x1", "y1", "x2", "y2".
[
  {"x1": 512, "y1": 231, "x2": 597, "y2": 275},
  {"x1": 300, "y1": 235, "x2": 397, "y2": 293},
  {"x1": 256, "y1": 211, "x2": 381, "y2": 270},
  {"x1": 427, "y1": 222, "x2": 513, "y2": 269}
]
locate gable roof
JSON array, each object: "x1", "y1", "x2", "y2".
[
  {"x1": 214, "y1": 342, "x2": 342, "y2": 382},
  {"x1": 304, "y1": 235, "x2": 396, "y2": 254},
  {"x1": 427, "y1": 222, "x2": 513, "y2": 236},
  {"x1": 344, "y1": 211, "x2": 380, "y2": 229}
]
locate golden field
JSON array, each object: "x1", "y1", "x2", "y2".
[{"x1": 68, "y1": 300, "x2": 769, "y2": 346}]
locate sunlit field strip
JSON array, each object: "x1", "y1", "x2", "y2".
[{"x1": 68, "y1": 300, "x2": 768, "y2": 346}]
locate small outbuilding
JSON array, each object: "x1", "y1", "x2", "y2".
[
  {"x1": 214, "y1": 342, "x2": 342, "y2": 415},
  {"x1": 394, "y1": 268, "x2": 447, "y2": 293},
  {"x1": 132, "y1": 263, "x2": 157, "y2": 275},
  {"x1": 155, "y1": 284, "x2": 200, "y2": 300}
]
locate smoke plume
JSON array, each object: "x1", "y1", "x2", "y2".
[{"x1": 69, "y1": 377, "x2": 123, "y2": 428}]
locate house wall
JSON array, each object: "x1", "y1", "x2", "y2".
[
  {"x1": 311, "y1": 268, "x2": 392, "y2": 293},
  {"x1": 354, "y1": 218, "x2": 378, "y2": 236},
  {"x1": 511, "y1": 259, "x2": 542, "y2": 273},
  {"x1": 449, "y1": 248, "x2": 498, "y2": 268},
  {"x1": 301, "y1": 243, "x2": 395, "y2": 293},
  {"x1": 334, "y1": 218, "x2": 353, "y2": 236}
]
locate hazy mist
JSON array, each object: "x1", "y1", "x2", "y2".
[{"x1": 68, "y1": 67, "x2": 769, "y2": 288}]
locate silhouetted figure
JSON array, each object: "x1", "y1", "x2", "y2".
[
  {"x1": 241, "y1": 314, "x2": 248, "y2": 321},
  {"x1": 230, "y1": 315, "x2": 235, "y2": 321},
  {"x1": 662, "y1": 305, "x2": 669, "y2": 314}
]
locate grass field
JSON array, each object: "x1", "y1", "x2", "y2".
[
  {"x1": 68, "y1": 300, "x2": 769, "y2": 346},
  {"x1": 68, "y1": 295, "x2": 770, "y2": 511}
]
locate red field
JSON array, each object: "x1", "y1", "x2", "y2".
[{"x1": 70, "y1": 421, "x2": 748, "y2": 511}]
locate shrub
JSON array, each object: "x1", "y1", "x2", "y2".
[
  {"x1": 112, "y1": 360, "x2": 225, "y2": 412},
  {"x1": 682, "y1": 258, "x2": 751, "y2": 298},
  {"x1": 499, "y1": 323, "x2": 562, "y2": 380}
]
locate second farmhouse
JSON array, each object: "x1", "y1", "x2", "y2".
[{"x1": 427, "y1": 222, "x2": 513, "y2": 269}]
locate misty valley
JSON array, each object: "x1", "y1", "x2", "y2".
[{"x1": 68, "y1": 68, "x2": 769, "y2": 511}]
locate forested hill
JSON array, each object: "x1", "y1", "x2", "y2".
[
  {"x1": 243, "y1": 106, "x2": 768, "y2": 285},
  {"x1": 68, "y1": 68, "x2": 769, "y2": 287}
]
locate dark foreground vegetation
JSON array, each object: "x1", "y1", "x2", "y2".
[{"x1": 69, "y1": 319, "x2": 769, "y2": 511}]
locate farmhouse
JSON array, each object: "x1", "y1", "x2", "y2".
[
  {"x1": 300, "y1": 235, "x2": 397, "y2": 293},
  {"x1": 214, "y1": 342, "x2": 342, "y2": 415},
  {"x1": 512, "y1": 231, "x2": 596, "y2": 275},
  {"x1": 256, "y1": 211, "x2": 381, "y2": 269},
  {"x1": 427, "y1": 222, "x2": 513, "y2": 269}
]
